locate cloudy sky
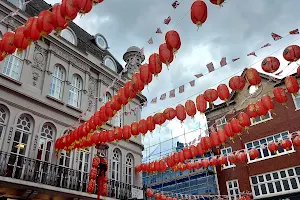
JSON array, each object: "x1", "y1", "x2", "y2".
[{"x1": 43, "y1": 0, "x2": 300, "y2": 161}]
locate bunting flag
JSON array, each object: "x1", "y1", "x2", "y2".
[
  {"x1": 220, "y1": 57, "x2": 227, "y2": 67},
  {"x1": 179, "y1": 85, "x2": 184, "y2": 93},
  {"x1": 260, "y1": 43, "x2": 271, "y2": 49},
  {"x1": 271, "y1": 32, "x2": 282, "y2": 41},
  {"x1": 172, "y1": 0, "x2": 180, "y2": 9},
  {"x1": 151, "y1": 97, "x2": 157, "y2": 104},
  {"x1": 247, "y1": 52, "x2": 257, "y2": 57},
  {"x1": 194, "y1": 73, "x2": 203, "y2": 78},
  {"x1": 148, "y1": 37, "x2": 153, "y2": 44},
  {"x1": 164, "y1": 16, "x2": 171, "y2": 25},
  {"x1": 169, "y1": 89, "x2": 175, "y2": 98},
  {"x1": 156, "y1": 28, "x2": 162, "y2": 34},
  {"x1": 160, "y1": 93, "x2": 166, "y2": 100},
  {"x1": 289, "y1": 29, "x2": 299, "y2": 35},
  {"x1": 189, "y1": 80, "x2": 195, "y2": 87},
  {"x1": 140, "y1": 47, "x2": 144, "y2": 56},
  {"x1": 206, "y1": 62, "x2": 215, "y2": 72},
  {"x1": 232, "y1": 57, "x2": 240, "y2": 62}
]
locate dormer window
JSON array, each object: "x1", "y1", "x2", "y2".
[
  {"x1": 60, "y1": 28, "x2": 77, "y2": 45},
  {"x1": 104, "y1": 56, "x2": 117, "y2": 72},
  {"x1": 95, "y1": 34, "x2": 108, "y2": 50}
]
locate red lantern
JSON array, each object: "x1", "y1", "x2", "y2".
[
  {"x1": 261, "y1": 95, "x2": 274, "y2": 111},
  {"x1": 23, "y1": 17, "x2": 41, "y2": 45},
  {"x1": 229, "y1": 76, "x2": 246, "y2": 92},
  {"x1": 93, "y1": 110, "x2": 102, "y2": 127},
  {"x1": 210, "y1": 0, "x2": 225, "y2": 6},
  {"x1": 281, "y1": 139, "x2": 292, "y2": 150},
  {"x1": 297, "y1": 66, "x2": 300, "y2": 76},
  {"x1": 217, "y1": 129, "x2": 227, "y2": 145},
  {"x1": 132, "y1": 73, "x2": 145, "y2": 93},
  {"x1": 217, "y1": 84, "x2": 230, "y2": 102},
  {"x1": 159, "y1": 43, "x2": 174, "y2": 66},
  {"x1": 166, "y1": 197, "x2": 173, "y2": 200},
  {"x1": 196, "y1": 142, "x2": 204, "y2": 157},
  {"x1": 154, "y1": 193, "x2": 162, "y2": 200},
  {"x1": 210, "y1": 131, "x2": 220, "y2": 148},
  {"x1": 92, "y1": 157, "x2": 100, "y2": 168},
  {"x1": 204, "y1": 89, "x2": 218, "y2": 107},
  {"x1": 74, "y1": 0, "x2": 93, "y2": 14},
  {"x1": 236, "y1": 151, "x2": 247, "y2": 163},
  {"x1": 0, "y1": 32, "x2": 16, "y2": 56},
  {"x1": 196, "y1": 94, "x2": 207, "y2": 113},
  {"x1": 183, "y1": 148, "x2": 192, "y2": 160},
  {"x1": 273, "y1": 87, "x2": 288, "y2": 104},
  {"x1": 224, "y1": 123, "x2": 235, "y2": 142},
  {"x1": 105, "y1": 102, "x2": 114, "y2": 119},
  {"x1": 249, "y1": 148, "x2": 260, "y2": 160},
  {"x1": 124, "y1": 82, "x2": 137, "y2": 100},
  {"x1": 99, "y1": 131, "x2": 108, "y2": 143},
  {"x1": 118, "y1": 87, "x2": 128, "y2": 105},
  {"x1": 172, "y1": 152, "x2": 179, "y2": 163},
  {"x1": 91, "y1": 132, "x2": 99, "y2": 146},
  {"x1": 210, "y1": 156, "x2": 219, "y2": 166},
  {"x1": 99, "y1": 106, "x2": 108, "y2": 123},
  {"x1": 230, "y1": 118, "x2": 242, "y2": 136},
  {"x1": 37, "y1": 10, "x2": 54, "y2": 38},
  {"x1": 185, "y1": 100, "x2": 197, "y2": 118},
  {"x1": 261, "y1": 56, "x2": 280, "y2": 73},
  {"x1": 163, "y1": 108, "x2": 177, "y2": 120},
  {"x1": 139, "y1": 64, "x2": 151, "y2": 84},
  {"x1": 93, "y1": 0, "x2": 104, "y2": 5},
  {"x1": 146, "y1": 189, "x2": 154, "y2": 197},
  {"x1": 114, "y1": 127, "x2": 123, "y2": 141},
  {"x1": 237, "y1": 112, "x2": 251, "y2": 131},
  {"x1": 89, "y1": 167, "x2": 97, "y2": 180},
  {"x1": 190, "y1": 145, "x2": 198, "y2": 158},
  {"x1": 122, "y1": 125, "x2": 131, "y2": 141},
  {"x1": 285, "y1": 76, "x2": 299, "y2": 95},
  {"x1": 161, "y1": 194, "x2": 167, "y2": 200},
  {"x1": 194, "y1": 160, "x2": 202, "y2": 169},
  {"x1": 166, "y1": 156, "x2": 175, "y2": 168},
  {"x1": 52, "y1": 4, "x2": 68, "y2": 34},
  {"x1": 178, "y1": 150, "x2": 185, "y2": 162},
  {"x1": 283, "y1": 45, "x2": 300, "y2": 62},
  {"x1": 293, "y1": 136, "x2": 300, "y2": 146},
  {"x1": 202, "y1": 136, "x2": 213, "y2": 151},
  {"x1": 202, "y1": 159, "x2": 210, "y2": 168},
  {"x1": 61, "y1": 0, "x2": 79, "y2": 22},
  {"x1": 247, "y1": 104, "x2": 258, "y2": 120},
  {"x1": 146, "y1": 116, "x2": 155, "y2": 132},
  {"x1": 131, "y1": 122, "x2": 139, "y2": 137},
  {"x1": 148, "y1": 53, "x2": 162, "y2": 76},
  {"x1": 111, "y1": 95, "x2": 122, "y2": 112},
  {"x1": 107, "y1": 130, "x2": 115, "y2": 143},
  {"x1": 267, "y1": 142, "x2": 279, "y2": 153},
  {"x1": 165, "y1": 30, "x2": 181, "y2": 53},
  {"x1": 218, "y1": 156, "x2": 227, "y2": 165},
  {"x1": 138, "y1": 119, "x2": 148, "y2": 135},
  {"x1": 227, "y1": 153, "x2": 237, "y2": 164},
  {"x1": 256, "y1": 100, "x2": 268, "y2": 117},
  {"x1": 100, "y1": 183, "x2": 108, "y2": 196},
  {"x1": 153, "y1": 113, "x2": 166, "y2": 126},
  {"x1": 190, "y1": 0, "x2": 208, "y2": 28},
  {"x1": 176, "y1": 104, "x2": 186, "y2": 123},
  {"x1": 87, "y1": 179, "x2": 95, "y2": 193},
  {"x1": 245, "y1": 68, "x2": 261, "y2": 86}
]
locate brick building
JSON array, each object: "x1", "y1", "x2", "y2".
[{"x1": 206, "y1": 69, "x2": 300, "y2": 200}]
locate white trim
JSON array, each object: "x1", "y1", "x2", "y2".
[
  {"x1": 95, "y1": 33, "x2": 108, "y2": 50},
  {"x1": 59, "y1": 28, "x2": 77, "y2": 46},
  {"x1": 226, "y1": 179, "x2": 241, "y2": 200},
  {"x1": 250, "y1": 111, "x2": 273, "y2": 126},
  {"x1": 216, "y1": 117, "x2": 227, "y2": 130},
  {"x1": 249, "y1": 166, "x2": 300, "y2": 199},
  {"x1": 292, "y1": 91, "x2": 300, "y2": 111},
  {"x1": 245, "y1": 131, "x2": 295, "y2": 164},
  {"x1": 221, "y1": 147, "x2": 235, "y2": 170}
]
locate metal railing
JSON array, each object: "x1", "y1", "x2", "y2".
[{"x1": 0, "y1": 151, "x2": 143, "y2": 199}]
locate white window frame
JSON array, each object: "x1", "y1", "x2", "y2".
[
  {"x1": 104, "y1": 56, "x2": 117, "y2": 72},
  {"x1": 221, "y1": 147, "x2": 235, "y2": 170},
  {"x1": 111, "y1": 111, "x2": 122, "y2": 127},
  {"x1": 2, "y1": 51, "x2": 25, "y2": 81},
  {"x1": 0, "y1": 106, "x2": 9, "y2": 150},
  {"x1": 68, "y1": 74, "x2": 82, "y2": 108},
  {"x1": 250, "y1": 166, "x2": 300, "y2": 199},
  {"x1": 37, "y1": 124, "x2": 54, "y2": 162},
  {"x1": 292, "y1": 91, "x2": 300, "y2": 111},
  {"x1": 226, "y1": 179, "x2": 241, "y2": 200},
  {"x1": 112, "y1": 148, "x2": 121, "y2": 182},
  {"x1": 49, "y1": 65, "x2": 65, "y2": 100},
  {"x1": 77, "y1": 148, "x2": 91, "y2": 192},
  {"x1": 125, "y1": 154, "x2": 134, "y2": 185},
  {"x1": 216, "y1": 117, "x2": 227, "y2": 130},
  {"x1": 60, "y1": 28, "x2": 77, "y2": 45},
  {"x1": 250, "y1": 111, "x2": 272, "y2": 126},
  {"x1": 245, "y1": 131, "x2": 295, "y2": 164}
]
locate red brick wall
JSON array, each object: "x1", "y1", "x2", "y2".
[{"x1": 209, "y1": 93, "x2": 300, "y2": 195}]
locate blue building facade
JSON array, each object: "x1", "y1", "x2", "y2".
[{"x1": 142, "y1": 142, "x2": 219, "y2": 197}]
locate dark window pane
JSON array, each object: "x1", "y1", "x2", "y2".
[
  {"x1": 291, "y1": 178, "x2": 298, "y2": 189},
  {"x1": 254, "y1": 186, "x2": 260, "y2": 196},
  {"x1": 282, "y1": 180, "x2": 290, "y2": 190},
  {"x1": 261, "y1": 184, "x2": 267, "y2": 194},
  {"x1": 266, "y1": 174, "x2": 271, "y2": 181},
  {"x1": 273, "y1": 173, "x2": 279, "y2": 179},
  {"x1": 288, "y1": 169, "x2": 294, "y2": 176},
  {"x1": 280, "y1": 171, "x2": 286, "y2": 178},
  {"x1": 258, "y1": 176, "x2": 264, "y2": 182},
  {"x1": 296, "y1": 167, "x2": 300, "y2": 175},
  {"x1": 251, "y1": 177, "x2": 258, "y2": 184},
  {"x1": 275, "y1": 181, "x2": 282, "y2": 192},
  {"x1": 268, "y1": 183, "x2": 274, "y2": 193}
]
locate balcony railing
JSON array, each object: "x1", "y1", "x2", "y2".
[{"x1": 0, "y1": 151, "x2": 144, "y2": 199}]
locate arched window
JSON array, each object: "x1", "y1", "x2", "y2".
[
  {"x1": 50, "y1": 65, "x2": 65, "y2": 99},
  {"x1": 68, "y1": 74, "x2": 83, "y2": 108},
  {"x1": 60, "y1": 29, "x2": 76, "y2": 45},
  {"x1": 104, "y1": 57, "x2": 117, "y2": 72},
  {"x1": 37, "y1": 123, "x2": 54, "y2": 162},
  {"x1": 125, "y1": 154, "x2": 134, "y2": 185},
  {"x1": 3, "y1": 51, "x2": 25, "y2": 81},
  {"x1": 78, "y1": 148, "x2": 90, "y2": 191},
  {"x1": 7, "y1": 114, "x2": 33, "y2": 178},
  {"x1": 112, "y1": 148, "x2": 121, "y2": 182},
  {"x1": 59, "y1": 130, "x2": 72, "y2": 168},
  {"x1": 104, "y1": 92, "x2": 112, "y2": 103},
  {"x1": 0, "y1": 105, "x2": 9, "y2": 147}
]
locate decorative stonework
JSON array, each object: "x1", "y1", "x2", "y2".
[
  {"x1": 33, "y1": 135, "x2": 38, "y2": 151},
  {"x1": 31, "y1": 43, "x2": 48, "y2": 87},
  {"x1": 87, "y1": 75, "x2": 97, "y2": 112},
  {"x1": 7, "y1": 127, "x2": 13, "y2": 144}
]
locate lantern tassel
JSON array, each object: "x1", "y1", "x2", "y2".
[{"x1": 230, "y1": 137, "x2": 235, "y2": 143}]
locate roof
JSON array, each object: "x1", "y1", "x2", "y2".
[{"x1": 24, "y1": 0, "x2": 124, "y2": 73}]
